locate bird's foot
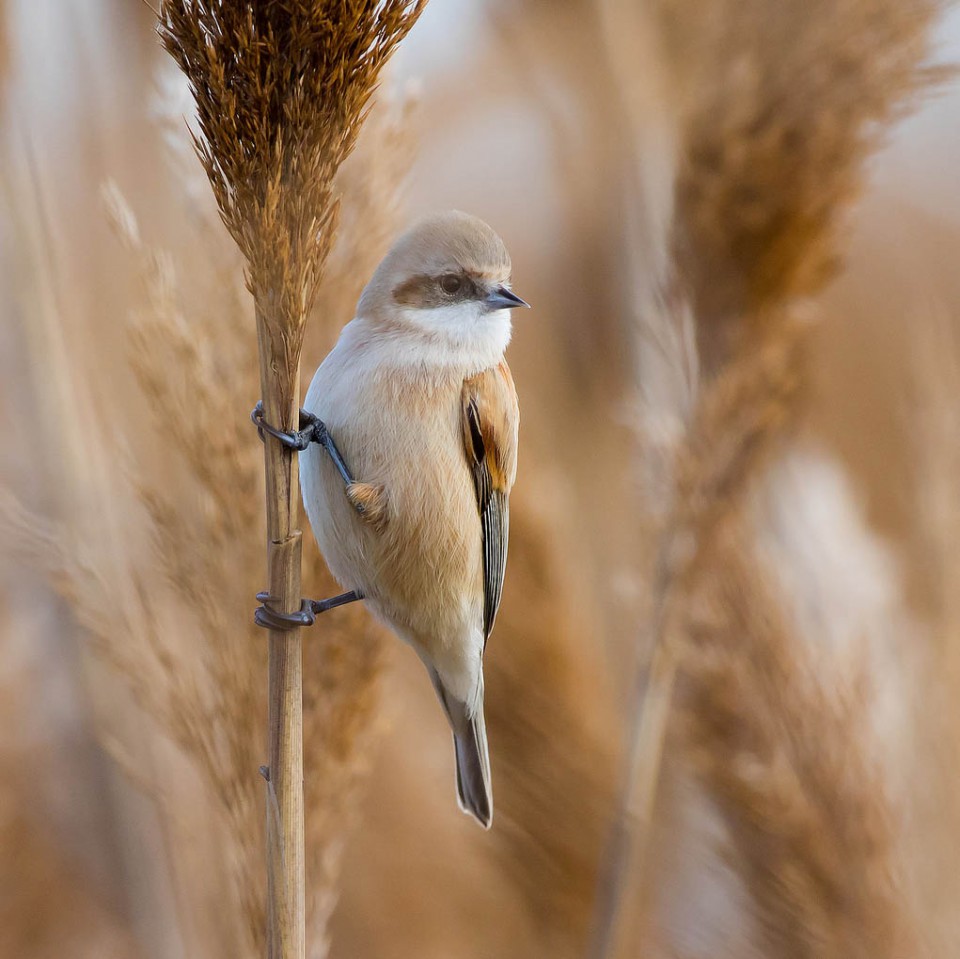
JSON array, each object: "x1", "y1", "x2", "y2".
[
  {"x1": 251, "y1": 401, "x2": 356, "y2": 489},
  {"x1": 254, "y1": 590, "x2": 364, "y2": 630},
  {"x1": 251, "y1": 401, "x2": 327, "y2": 452}
]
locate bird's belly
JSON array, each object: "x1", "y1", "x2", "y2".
[{"x1": 300, "y1": 360, "x2": 483, "y2": 650}]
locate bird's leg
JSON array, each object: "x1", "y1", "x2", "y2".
[
  {"x1": 254, "y1": 589, "x2": 365, "y2": 631},
  {"x1": 252, "y1": 402, "x2": 388, "y2": 526},
  {"x1": 251, "y1": 401, "x2": 367, "y2": 630},
  {"x1": 251, "y1": 401, "x2": 355, "y2": 486}
]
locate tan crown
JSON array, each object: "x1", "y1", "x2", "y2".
[{"x1": 358, "y1": 211, "x2": 512, "y2": 318}]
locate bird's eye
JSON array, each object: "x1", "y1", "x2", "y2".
[{"x1": 439, "y1": 274, "x2": 463, "y2": 295}]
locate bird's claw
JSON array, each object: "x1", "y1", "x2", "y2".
[
  {"x1": 251, "y1": 401, "x2": 321, "y2": 451},
  {"x1": 251, "y1": 401, "x2": 356, "y2": 488},
  {"x1": 255, "y1": 593, "x2": 318, "y2": 629},
  {"x1": 254, "y1": 590, "x2": 365, "y2": 630}
]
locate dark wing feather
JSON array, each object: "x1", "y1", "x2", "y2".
[{"x1": 464, "y1": 397, "x2": 510, "y2": 645}]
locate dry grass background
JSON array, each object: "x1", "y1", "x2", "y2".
[{"x1": 1, "y1": 1, "x2": 959, "y2": 957}]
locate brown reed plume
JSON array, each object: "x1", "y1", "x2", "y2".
[
  {"x1": 590, "y1": 304, "x2": 809, "y2": 958},
  {"x1": 157, "y1": 4, "x2": 424, "y2": 956},
  {"x1": 656, "y1": 0, "x2": 951, "y2": 362},
  {"x1": 675, "y1": 521, "x2": 915, "y2": 959},
  {"x1": 592, "y1": 0, "x2": 951, "y2": 954}
]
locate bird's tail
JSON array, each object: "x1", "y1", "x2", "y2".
[{"x1": 430, "y1": 669, "x2": 492, "y2": 829}]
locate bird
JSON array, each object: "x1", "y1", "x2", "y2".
[{"x1": 299, "y1": 210, "x2": 527, "y2": 828}]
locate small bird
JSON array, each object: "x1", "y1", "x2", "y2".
[{"x1": 300, "y1": 211, "x2": 527, "y2": 828}]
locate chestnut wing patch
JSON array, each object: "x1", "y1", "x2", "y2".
[{"x1": 462, "y1": 365, "x2": 518, "y2": 645}]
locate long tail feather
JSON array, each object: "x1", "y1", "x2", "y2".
[
  {"x1": 453, "y1": 704, "x2": 492, "y2": 828},
  {"x1": 429, "y1": 668, "x2": 493, "y2": 828}
]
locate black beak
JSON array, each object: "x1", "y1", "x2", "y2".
[{"x1": 484, "y1": 285, "x2": 530, "y2": 312}]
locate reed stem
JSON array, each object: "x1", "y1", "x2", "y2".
[{"x1": 256, "y1": 315, "x2": 305, "y2": 959}]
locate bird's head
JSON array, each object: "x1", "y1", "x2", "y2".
[{"x1": 357, "y1": 211, "x2": 529, "y2": 357}]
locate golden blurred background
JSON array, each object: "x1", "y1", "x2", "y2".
[{"x1": 2, "y1": 1, "x2": 960, "y2": 957}]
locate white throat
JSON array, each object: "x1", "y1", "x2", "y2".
[{"x1": 396, "y1": 300, "x2": 512, "y2": 374}]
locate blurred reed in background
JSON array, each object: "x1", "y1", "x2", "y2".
[{"x1": 1, "y1": 1, "x2": 959, "y2": 958}]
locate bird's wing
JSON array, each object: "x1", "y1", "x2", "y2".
[{"x1": 461, "y1": 361, "x2": 519, "y2": 644}]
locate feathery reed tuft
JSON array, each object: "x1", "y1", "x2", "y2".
[
  {"x1": 595, "y1": 0, "x2": 950, "y2": 954},
  {"x1": 655, "y1": 0, "x2": 951, "y2": 358},
  {"x1": 158, "y1": 0, "x2": 426, "y2": 412},
  {"x1": 675, "y1": 524, "x2": 914, "y2": 958}
]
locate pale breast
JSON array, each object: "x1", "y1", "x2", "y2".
[{"x1": 300, "y1": 335, "x2": 484, "y2": 646}]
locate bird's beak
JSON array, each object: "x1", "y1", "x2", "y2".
[{"x1": 484, "y1": 285, "x2": 530, "y2": 312}]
